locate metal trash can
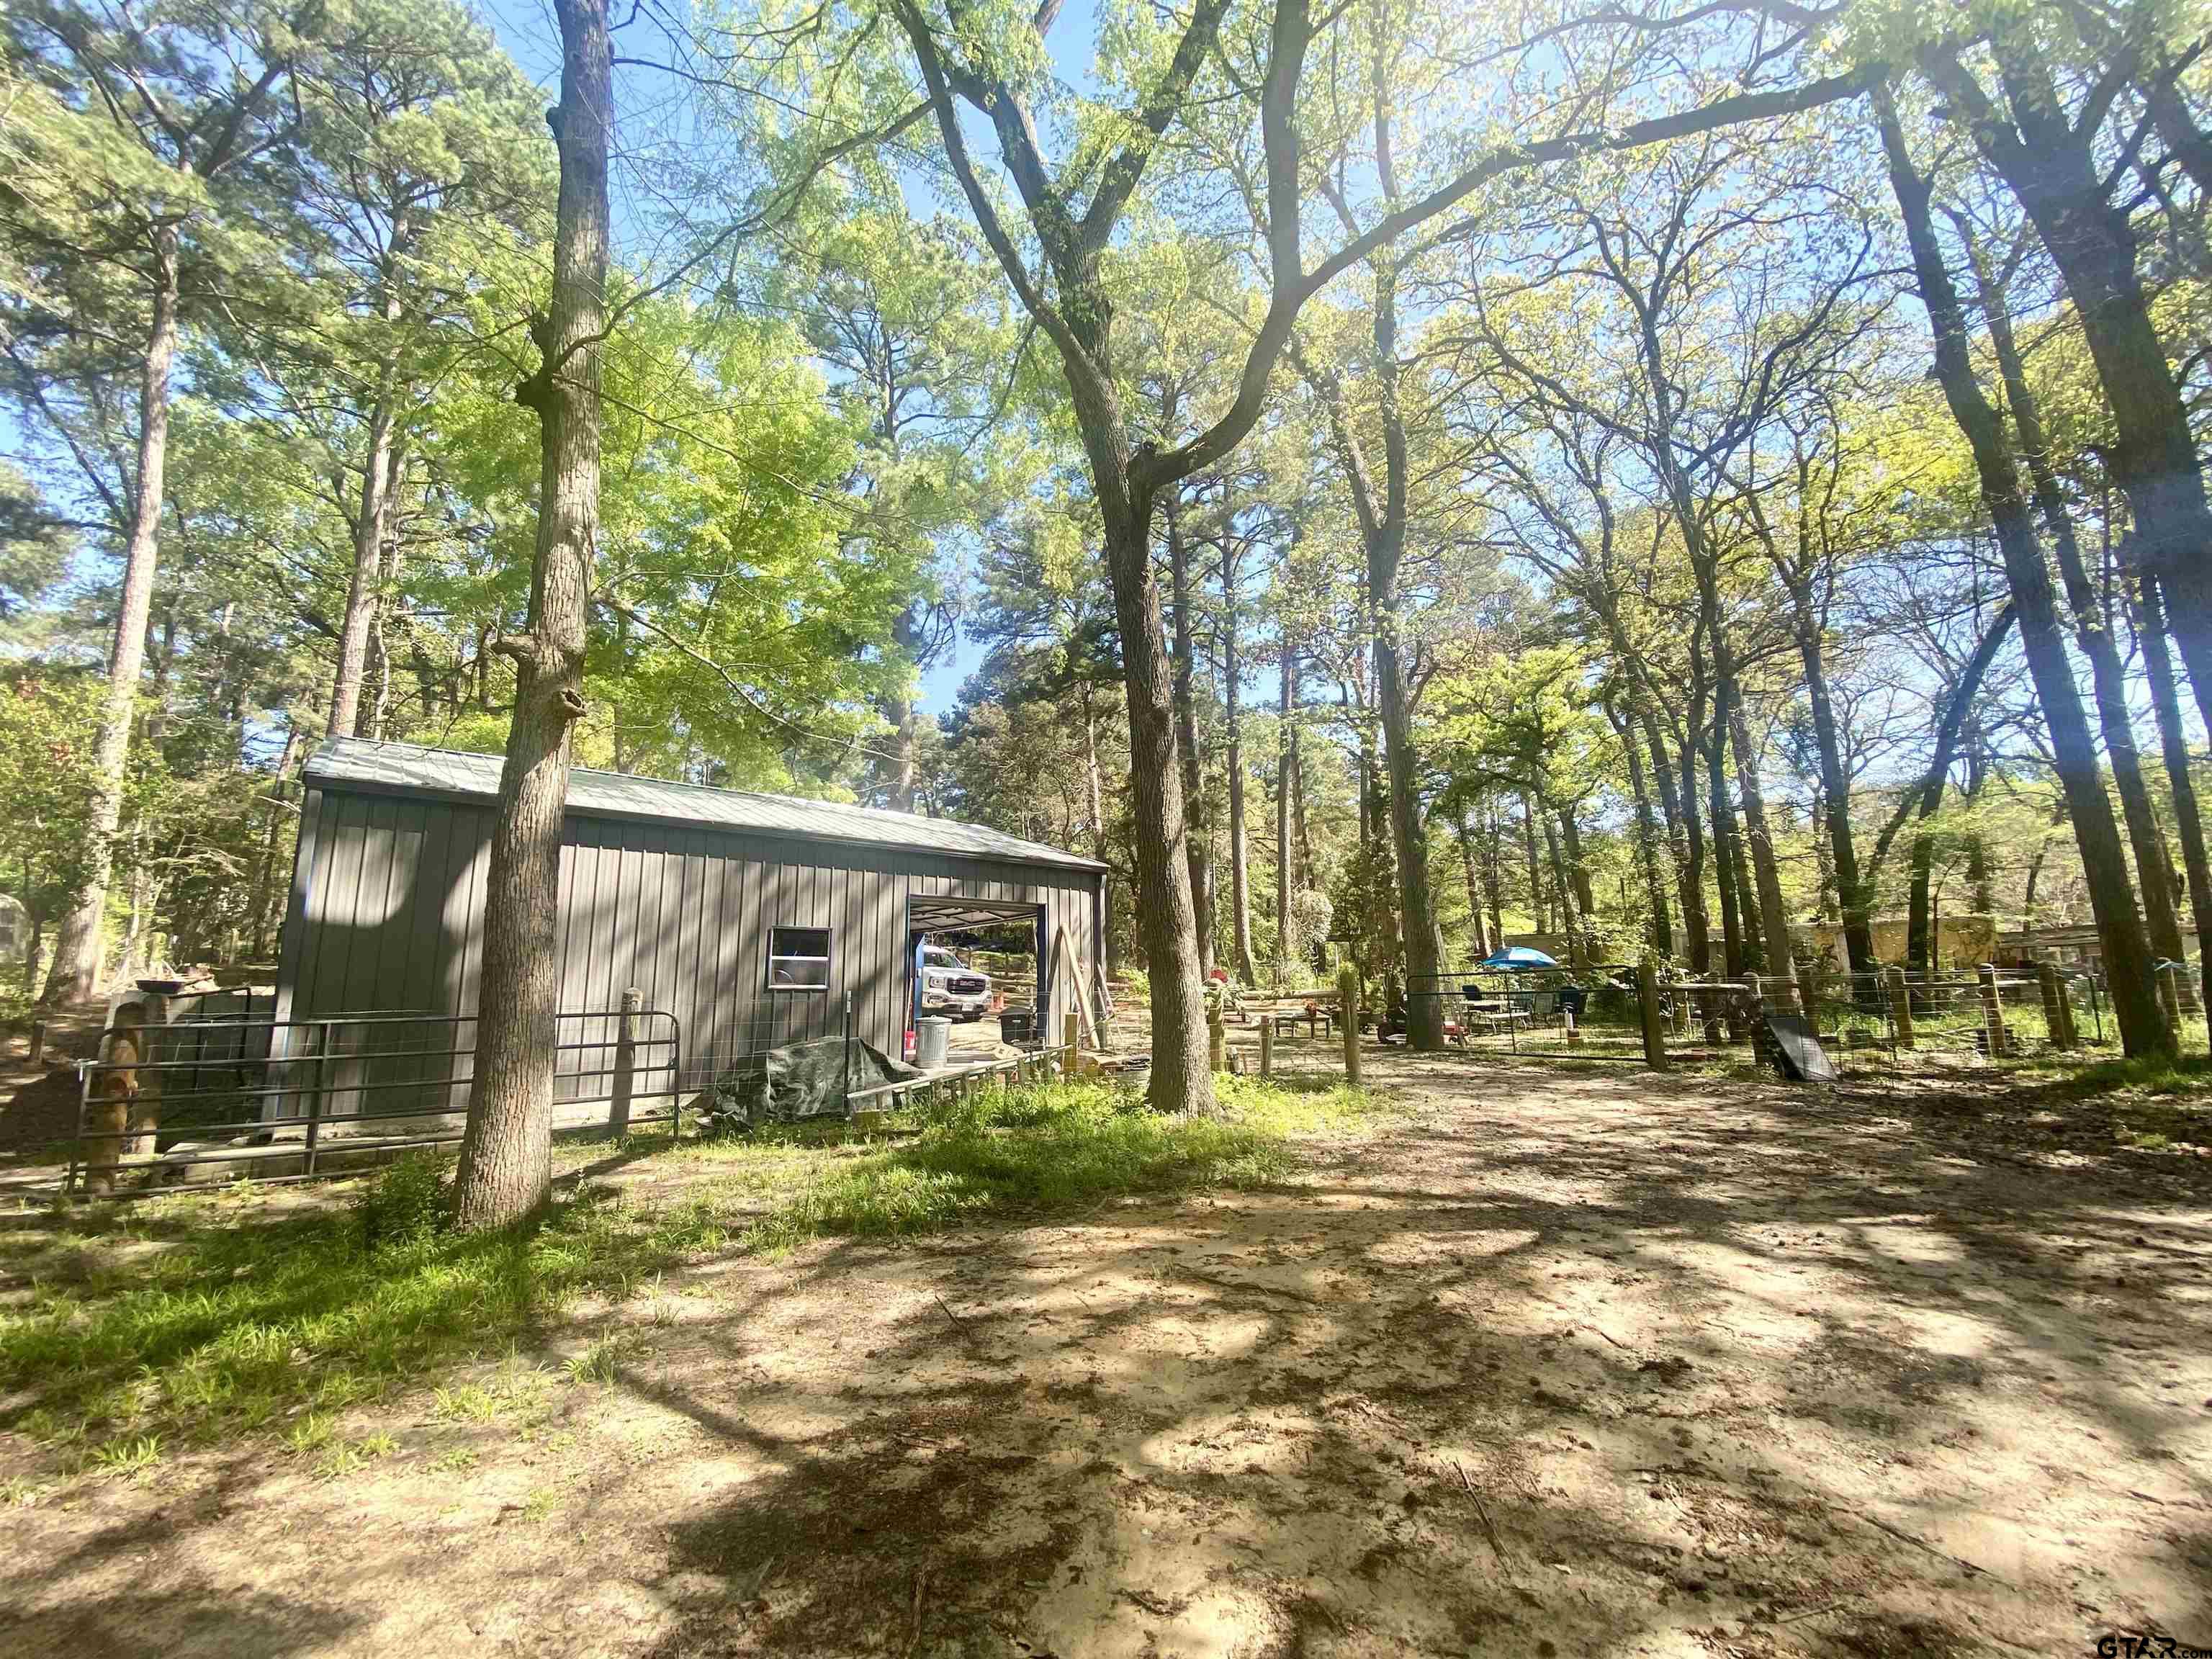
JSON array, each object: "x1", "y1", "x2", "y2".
[
  {"x1": 999, "y1": 1007, "x2": 1036, "y2": 1048},
  {"x1": 915, "y1": 1016, "x2": 951, "y2": 1069}
]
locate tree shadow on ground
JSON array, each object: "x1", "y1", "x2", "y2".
[{"x1": 2, "y1": 1053, "x2": 2208, "y2": 1658}]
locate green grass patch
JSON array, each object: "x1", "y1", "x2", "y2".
[
  {"x1": 714, "y1": 1074, "x2": 1377, "y2": 1255},
  {"x1": 0, "y1": 1169, "x2": 727, "y2": 1459},
  {"x1": 2016, "y1": 1048, "x2": 2212, "y2": 1099},
  {"x1": 0, "y1": 1076, "x2": 1377, "y2": 1460}
]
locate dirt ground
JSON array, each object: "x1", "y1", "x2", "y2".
[{"x1": 4, "y1": 1051, "x2": 2210, "y2": 1658}]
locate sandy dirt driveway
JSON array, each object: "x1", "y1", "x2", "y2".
[{"x1": 4, "y1": 1054, "x2": 2210, "y2": 1658}]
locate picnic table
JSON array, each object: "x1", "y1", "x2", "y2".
[{"x1": 1460, "y1": 996, "x2": 1534, "y2": 1038}]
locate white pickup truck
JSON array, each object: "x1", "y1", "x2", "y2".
[{"x1": 920, "y1": 945, "x2": 992, "y2": 1020}]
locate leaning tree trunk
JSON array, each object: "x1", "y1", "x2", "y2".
[
  {"x1": 450, "y1": 0, "x2": 613, "y2": 1231},
  {"x1": 45, "y1": 224, "x2": 181, "y2": 1004},
  {"x1": 1877, "y1": 85, "x2": 2171, "y2": 1057},
  {"x1": 1967, "y1": 235, "x2": 2192, "y2": 983},
  {"x1": 1928, "y1": 33, "x2": 2212, "y2": 742}
]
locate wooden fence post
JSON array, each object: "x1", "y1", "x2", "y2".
[
  {"x1": 1337, "y1": 963, "x2": 1362, "y2": 1087},
  {"x1": 1977, "y1": 964, "x2": 2008, "y2": 1058},
  {"x1": 1887, "y1": 966, "x2": 1915, "y2": 1051},
  {"x1": 1637, "y1": 956, "x2": 1667, "y2": 1071},
  {"x1": 1063, "y1": 1009, "x2": 1079, "y2": 1076},
  {"x1": 1207, "y1": 994, "x2": 1227, "y2": 1073},
  {"x1": 1796, "y1": 964, "x2": 1822, "y2": 1033},
  {"x1": 608, "y1": 988, "x2": 640, "y2": 1136},
  {"x1": 1259, "y1": 1016, "x2": 1274, "y2": 1079},
  {"x1": 2036, "y1": 961, "x2": 2074, "y2": 1050}
]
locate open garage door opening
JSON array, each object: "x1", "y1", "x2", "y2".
[{"x1": 905, "y1": 896, "x2": 1048, "y2": 1066}]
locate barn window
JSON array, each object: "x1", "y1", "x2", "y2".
[{"x1": 768, "y1": 925, "x2": 831, "y2": 989}]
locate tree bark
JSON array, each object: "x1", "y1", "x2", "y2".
[
  {"x1": 1791, "y1": 598, "x2": 1872, "y2": 976},
  {"x1": 450, "y1": 0, "x2": 613, "y2": 1231},
  {"x1": 1877, "y1": 84, "x2": 2171, "y2": 1056},
  {"x1": 1221, "y1": 549, "x2": 1258, "y2": 982},
  {"x1": 45, "y1": 225, "x2": 180, "y2": 1004},
  {"x1": 1166, "y1": 493, "x2": 1214, "y2": 976}
]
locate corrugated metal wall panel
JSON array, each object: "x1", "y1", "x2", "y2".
[{"x1": 279, "y1": 788, "x2": 1107, "y2": 1090}]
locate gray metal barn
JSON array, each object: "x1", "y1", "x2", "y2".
[{"x1": 274, "y1": 739, "x2": 1106, "y2": 1105}]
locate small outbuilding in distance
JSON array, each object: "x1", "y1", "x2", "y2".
[{"x1": 274, "y1": 738, "x2": 1107, "y2": 1109}]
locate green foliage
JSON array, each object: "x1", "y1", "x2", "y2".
[
  {"x1": 725, "y1": 1075, "x2": 1378, "y2": 1254},
  {"x1": 354, "y1": 1154, "x2": 451, "y2": 1252},
  {"x1": 0, "y1": 670, "x2": 102, "y2": 1000}
]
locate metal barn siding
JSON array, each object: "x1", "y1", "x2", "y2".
[{"x1": 275, "y1": 740, "x2": 1106, "y2": 1097}]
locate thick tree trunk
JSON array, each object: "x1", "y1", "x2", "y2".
[
  {"x1": 46, "y1": 225, "x2": 180, "y2": 1004},
  {"x1": 450, "y1": 0, "x2": 613, "y2": 1231},
  {"x1": 1100, "y1": 495, "x2": 1212, "y2": 1112},
  {"x1": 1878, "y1": 86, "x2": 2171, "y2": 1056},
  {"x1": 1967, "y1": 234, "x2": 2191, "y2": 976},
  {"x1": 1166, "y1": 495, "x2": 1213, "y2": 975},
  {"x1": 1375, "y1": 629, "x2": 1443, "y2": 1043},
  {"x1": 1222, "y1": 558, "x2": 1257, "y2": 983}
]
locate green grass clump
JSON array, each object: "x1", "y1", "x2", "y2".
[
  {"x1": 0, "y1": 1167, "x2": 726, "y2": 1457},
  {"x1": 2025, "y1": 1050, "x2": 2212, "y2": 1099},
  {"x1": 734, "y1": 1074, "x2": 1373, "y2": 1254}
]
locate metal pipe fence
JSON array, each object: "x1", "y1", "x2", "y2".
[{"x1": 60, "y1": 1005, "x2": 681, "y2": 1202}]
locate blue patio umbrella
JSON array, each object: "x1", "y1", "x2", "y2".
[{"x1": 1480, "y1": 945, "x2": 1557, "y2": 971}]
